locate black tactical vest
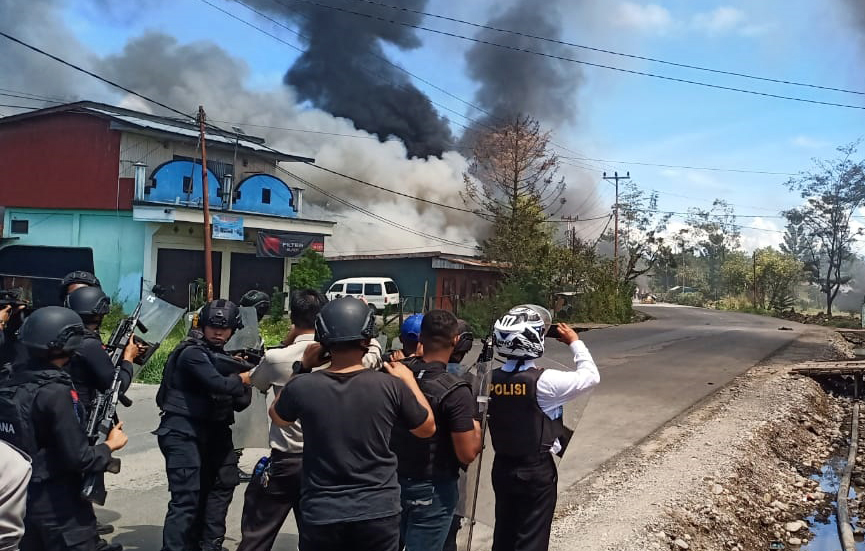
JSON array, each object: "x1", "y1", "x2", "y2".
[
  {"x1": 390, "y1": 361, "x2": 471, "y2": 480},
  {"x1": 488, "y1": 367, "x2": 564, "y2": 459},
  {"x1": 68, "y1": 330, "x2": 103, "y2": 411},
  {"x1": 0, "y1": 367, "x2": 73, "y2": 482},
  {"x1": 156, "y1": 339, "x2": 234, "y2": 422}
]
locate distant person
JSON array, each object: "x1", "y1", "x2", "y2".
[
  {"x1": 237, "y1": 289, "x2": 328, "y2": 551},
  {"x1": 389, "y1": 314, "x2": 423, "y2": 364},
  {"x1": 488, "y1": 305, "x2": 599, "y2": 551},
  {"x1": 0, "y1": 441, "x2": 30, "y2": 551},
  {"x1": 270, "y1": 297, "x2": 435, "y2": 551},
  {"x1": 390, "y1": 310, "x2": 481, "y2": 550}
]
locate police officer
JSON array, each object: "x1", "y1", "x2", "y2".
[
  {"x1": 0, "y1": 303, "x2": 28, "y2": 372},
  {"x1": 488, "y1": 305, "x2": 599, "y2": 551},
  {"x1": 65, "y1": 287, "x2": 137, "y2": 416},
  {"x1": 59, "y1": 271, "x2": 101, "y2": 301},
  {"x1": 0, "y1": 306, "x2": 128, "y2": 551},
  {"x1": 239, "y1": 290, "x2": 271, "y2": 322},
  {"x1": 155, "y1": 299, "x2": 253, "y2": 551},
  {"x1": 390, "y1": 310, "x2": 481, "y2": 551}
]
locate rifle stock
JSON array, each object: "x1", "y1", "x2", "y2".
[{"x1": 81, "y1": 303, "x2": 143, "y2": 505}]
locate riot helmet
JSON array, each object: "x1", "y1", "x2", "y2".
[
  {"x1": 59, "y1": 270, "x2": 101, "y2": 299},
  {"x1": 493, "y1": 304, "x2": 552, "y2": 360},
  {"x1": 65, "y1": 286, "x2": 111, "y2": 325},
  {"x1": 197, "y1": 299, "x2": 243, "y2": 330},
  {"x1": 18, "y1": 306, "x2": 86, "y2": 354},
  {"x1": 451, "y1": 319, "x2": 474, "y2": 362},
  {"x1": 400, "y1": 314, "x2": 424, "y2": 343},
  {"x1": 239, "y1": 290, "x2": 271, "y2": 321},
  {"x1": 314, "y1": 297, "x2": 377, "y2": 348}
]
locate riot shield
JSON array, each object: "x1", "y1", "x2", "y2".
[
  {"x1": 132, "y1": 291, "x2": 186, "y2": 376},
  {"x1": 228, "y1": 307, "x2": 270, "y2": 450}
]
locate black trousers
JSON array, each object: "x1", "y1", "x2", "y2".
[
  {"x1": 157, "y1": 423, "x2": 239, "y2": 551},
  {"x1": 237, "y1": 450, "x2": 303, "y2": 551},
  {"x1": 299, "y1": 514, "x2": 400, "y2": 551},
  {"x1": 21, "y1": 481, "x2": 99, "y2": 551},
  {"x1": 491, "y1": 454, "x2": 558, "y2": 551}
]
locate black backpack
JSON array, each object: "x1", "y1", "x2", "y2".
[{"x1": 0, "y1": 369, "x2": 66, "y2": 456}]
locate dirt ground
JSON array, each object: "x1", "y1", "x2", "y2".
[{"x1": 549, "y1": 327, "x2": 853, "y2": 551}]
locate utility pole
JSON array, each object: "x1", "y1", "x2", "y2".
[
  {"x1": 561, "y1": 215, "x2": 577, "y2": 251},
  {"x1": 198, "y1": 105, "x2": 214, "y2": 302},
  {"x1": 603, "y1": 171, "x2": 630, "y2": 279},
  {"x1": 752, "y1": 250, "x2": 758, "y2": 308}
]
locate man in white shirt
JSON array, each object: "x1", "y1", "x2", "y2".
[
  {"x1": 487, "y1": 305, "x2": 599, "y2": 551},
  {"x1": 0, "y1": 440, "x2": 30, "y2": 551},
  {"x1": 237, "y1": 289, "x2": 327, "y2": 551}
]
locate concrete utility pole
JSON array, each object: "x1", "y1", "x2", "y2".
[
  {"x1": 603, "y1": 171, "x2": 630, "y2": 279},
  {"x1": 198, "y1": 105, "x2": 214, "y2": 302}
]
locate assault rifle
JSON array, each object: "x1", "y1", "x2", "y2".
[
  {"x1": 82, "y1": 302, "x2": 145, "y2": 505},
  {"x1": 212, "y1": 352, "x2": 257, "y2": 376},
  {"x1": 466, "y1": 332, "x2": 495, "y2": 551}
]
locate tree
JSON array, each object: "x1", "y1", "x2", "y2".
[
  {"x1": 752, "y1": 248, "x2": 803, "y2": 312},
  {"x1": 288, "y1": 248, "x2": 332, "y2": 292},
  {"x1": 613, "y1": 182, "x2": 672, "y2": 282},
  {"x1": 784, "y1": 142, "x2": 865, "y2": 315},
  {"x1": 462, "y1": 115, "x2": 565, "y2": 273},
  {"x1": 686, "y1": 200, "x2": 740, "y2": 299}
]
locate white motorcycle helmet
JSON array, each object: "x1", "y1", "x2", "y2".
[{"x1": 493, "y1": 304, "x2": 553, "y2": 361}]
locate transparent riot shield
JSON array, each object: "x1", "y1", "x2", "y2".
[
  {"x1": 132, "y1": 291, "x2": 186, "y2": 377},
  {"x1": 224, "y1": 307, "x2": 263, "y2": 354},
  {"x1": 228, "y1": 307, "x2": 270, "y2": 450}
]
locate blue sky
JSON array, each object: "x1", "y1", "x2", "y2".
[{"x1": 50, "y1": 0, "x2": 865, "y2": 249}]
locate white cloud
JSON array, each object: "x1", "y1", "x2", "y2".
[
  {"x1": 739, "y1": 217, "x2": 783, "y2": 252},
  {"x1": 693, "y1": 6, "x2": 746, "y2": 35},
  {"x1": 791, "y1": 135, "x2": 831, "y2": 149},
  {"x1": 613, "y1": 2, "x2": 674, "y2": 33}
]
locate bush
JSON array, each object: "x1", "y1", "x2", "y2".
[{"x1": 673, "y1": 292, "x2": 706, "y2": 307}]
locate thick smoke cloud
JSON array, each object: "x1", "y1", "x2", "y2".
[
  {"x1": 241, "y1": 0, "x2": 453, "y2": 159},
  {"x1": 464, "y1": 0, "x2": 583, "y2": 126}
]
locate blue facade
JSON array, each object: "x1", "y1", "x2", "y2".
[
  {"x1": 148, "y1": 160, "x2": 224, "y2": 208},
  {"x1": 3, "y1": 208, "x2": 145, "y2": 311},
  {"x1": 234, "y1": 174, "x2": 297, "y2": 217}
]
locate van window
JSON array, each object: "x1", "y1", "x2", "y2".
[
  {"x1": 346, "y1": 283, "x2": 363, "y2": 294},
  {"x1": 385, "y1": 281, "x2": 398, "y2": 294},
  {"x1": 329, "y1": 283, "x2": 343, "y2": 293},
  {"x1": 365, "y1": 283, "x2": 383, "y2": 296}
]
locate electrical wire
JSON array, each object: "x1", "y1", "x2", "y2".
[
  {"x1": 561, "y1": 156, "x2": 797, "y2": 176},
  {"x1": 346, "y1": 0, "x2": 865, "y2": 97},
  {"x1": 276, "y1": 0, "x2": 865, "y2": 110}
]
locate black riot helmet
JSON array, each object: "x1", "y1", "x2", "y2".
[
  {"x1": 451, "y1": 319, "x2": 474, "y2": 361},
  {"x1": 59, "y1": 271, "x2": 101, "y2": 299},
  {"x1": 239, "y1": 290, "x2": 271, "y2": 321},
  {"x1": 314, "y1": 297, "x2": 377, "y2": 348},
  {"x1": 64, "y1": 286, "x2": 111, "y2": 322},
  {"x1": 18, "y1": 306, "x2": 86, "y2": 355},
  {"x1": 197, "y1": 299, "x2": 243, "y2": 330}
]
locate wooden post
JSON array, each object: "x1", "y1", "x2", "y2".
[
  {"x1": 198, "y1": 106, "x2": 214, "y2": 301},
  {"x1": 421, "y1": 281, "x2": 428, "y2": 314}
]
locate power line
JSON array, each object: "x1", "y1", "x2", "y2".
[
  {"x1": 0, "y1": 31, "x2": 197, "y2": 122},
  {"x1": 279, "y1": 0, "x2": 865, "y2": 110},
  {"x1": 347, "y1": 0, "x2": 865, "y2": 98},
  {"x1": 562, "y1": 156, "x2": 797, "y2": 176}
]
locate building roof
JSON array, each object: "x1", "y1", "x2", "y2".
[
  {"x1": 326, "y1": 250, "x2": 505, "y2": 272},
  {"x1": 0, "y1": 101, "x2": 314, "y2": 164}
]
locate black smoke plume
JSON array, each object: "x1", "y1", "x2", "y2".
[
  {"x1": 243, "y1": 0, "x2": 453, "y2": 158},
  {"x1": 464, "y1": 0, "x2": 582, "y2": 127}
]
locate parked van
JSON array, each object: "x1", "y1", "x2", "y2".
[{"x1": 326, "y1": 277, "x2": 400, "y2": 312}]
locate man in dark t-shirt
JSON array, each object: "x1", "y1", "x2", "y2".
[
  {"x1": 270, "y1": 297, "x2": 435, "y2": 551},
  {"x1": 390, "y1": 310, "x2": 481, "y2": 551}
]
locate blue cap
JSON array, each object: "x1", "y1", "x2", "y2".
[{"x1": 400, "y1": 313, "x2": 424, "y2": 342}]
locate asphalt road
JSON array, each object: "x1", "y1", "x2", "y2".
[{"x1": 100, "y1": 305, "x2": 806, "y2": 550}]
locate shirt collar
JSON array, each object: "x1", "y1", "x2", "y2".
[
  {"x1": 294, "y1": 333, "x2": 316, "y2": 343},
  {"x1": 502, "y1": 358, "x2": 537, "y2": 373}
]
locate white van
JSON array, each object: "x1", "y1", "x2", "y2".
[{"x1": 326, "y1": 277, "x2": 400, "y2": 312}]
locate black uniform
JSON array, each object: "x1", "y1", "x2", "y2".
[
  {"x1": 2, "y1": 361, "x2": 118, "y2": 551},
  {"x1": 487, "y1": 368, "x2": 563, "y2": 551},
  {"x1": 155, "y1": 338, "x2": 250, "y2": 551},
  {"x1": 69, "y1": 331, "x2": 133, "y2": 417}
]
